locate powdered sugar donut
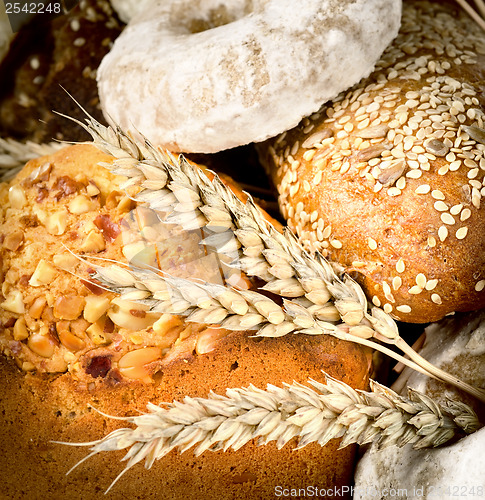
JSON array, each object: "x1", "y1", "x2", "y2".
[{"x1": 98, "y1": 0, "x2": 401, "y2": 153}]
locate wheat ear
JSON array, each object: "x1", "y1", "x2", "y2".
[
  {"x1": 55, "y1": 372, "x2": 481, "y2": 494},
  {"x1": 58, "y1": 113, "x2": 484, "y2": 404},
  {"x1": 0, "y1": 137, "x2": 65, "y2": 181}
]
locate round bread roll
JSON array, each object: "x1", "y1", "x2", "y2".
[
  {"x1": 261, "y1": 0, "x2": 485, "y2": 324},
  {"x1": 0, "y1": 144, "x2": 372, "y2": 498},
  {"x1": 97, "y1": 0, "x2": 401, "y2": 153}
]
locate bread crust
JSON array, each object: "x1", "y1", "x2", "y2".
[
  {"x1": 262, "y1": 0, "x2": 485, "y2": 323},
  {"x1": 0, "y1": 143, "x2": 372, "y2": 498},
  {"x1": 0, "y1": 329, "x2": 372, "y2": 499}
]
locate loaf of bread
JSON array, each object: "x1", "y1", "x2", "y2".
[
  {"x1": 0, "y1": 144, "x2": 372, "y2": 498},
  {"x1": 0, "y1": 0, "x2": 123, "y2": 143},
  {"x1": 260, "y1": 0, "x2": 485, "y2": 323}
]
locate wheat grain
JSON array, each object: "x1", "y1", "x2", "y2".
[{"x1": 56, "y1": 372, "x2": 481, "y2": 494}]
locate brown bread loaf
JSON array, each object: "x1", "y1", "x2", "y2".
[
  {"x1": 0, "y1": 144, "x2": 372, "y2": 499},
  {"x1": 261, "y1": 0, "x2": 485, "y2": 324},
  {"x1": 0, "y1": 0, "x2": 123, "y2": 143}
]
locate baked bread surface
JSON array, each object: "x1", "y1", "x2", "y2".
[
  {"x1": 0, "y1": 144, "x2": 372, "y2": 499},
  {"x1": 262, "y1": 0, "x2": 485, "y2": 323}
]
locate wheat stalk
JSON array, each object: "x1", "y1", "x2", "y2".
[
  {"x1": 455, "y1": 0, "x2": 485, "y2": 31},
  {"x1": 59, "y1": 112, "x2": 485, "y2": 404},
  {"x1": 55, "y1": 372, "x2": 481, "y2": 494},
  {"x1": 0, "y1": 137, "x2": 64, "y2": 181}
]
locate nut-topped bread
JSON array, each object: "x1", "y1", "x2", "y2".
[
  {"x1": 0, "y1": 144, "x2": 372, "y2": 499},
  {"x1": 261, "y1": 0, "x2": 485, "y2": 323}
]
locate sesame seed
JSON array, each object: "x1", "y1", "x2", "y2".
[
  {"x1": 431, "y1": 293, "x2": 442, "y2": 304},
  {"x1": 438, "y1": 226, "x2": 448, "y2": 241},
  {"x1": 368, "y1": 237, "x2": 378, "y2": 250},
  {"x1": 409, "y1": 285, "x2": 423, "y2": 295},
  {"x1": 387, "y1": 187, "x2": 402, "y2": 196},
  {"x1": 395, "y1": 177, "x2": 406, "y2": 190},
  {"x1": 330, "y1": 239, "x2": 343, "y2": 249},
  {"x1": 434, "y1": 201, "x2": 449, "y2": 211},
  {"x1": 396, "y1": 259, "x2": 405, "y2": 273},
  {"x1": 450, "y1": 204, "x2": 463, "y2": 215},
  {"x1": 475, "y1": 280, "x2": 485, "y2": 292},
  {"x1": 460, "y1": 208, "x2": 472, "y2": 221},
  {"x1": 396, "y1": 305, "x2": 412, "y2": 313},
  {"x1": 467, "y1": 168, "x2": 479, "y2": 179},
  {"x1": 383, "y1": 303, "x2": 393, "y2": 314},
  {"x1": 30, "y1": 57, "x2": 40, "y2": 70},
  {"x1": 382, "y1": 281, "x2": 392, "y2": 296},
  {"x1": 322, "y1": 226, "x2": 332, "y2": 239},
  {"x1": 406, "y1": 169, "x2": 422, "y2": 179},
  {"x1": 70, "y1": 18, "x2": 81, "y2": 31},
  {"x1": 313, "y1": 170, "x2": 323, "y2": 186},
  {"x1": 372, "y1": 295, "x2": 381, "y2": 307},
  {"x1": 431, "y1": 190, "x2": 445, "y2": 200},
  {"x1": 427, "y1": 236, "x2": 437, "y2": 247},
  {"x1": 455, "y1": 226, "x2": 468, "y2": 239},
  {"x1": 415, "y1": 184, "x2": 431, "y2": 194},
  {"x1": 416, "y1": 273, "x2": 427, "y2": 288},
  {"x1": 441, "y1": 212, "x2": 455, "y2": 225},
  {"x1": 392, "y1": 276, "x2": 402, "y2": 290},
  {"x1": 425, "y1": 279, "x2": 438, "y2": 291}
]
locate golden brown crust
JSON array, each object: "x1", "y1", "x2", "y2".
[
  {"x1": 0, "y1": 144, "x2": 248, "y2": 377},
  {"x1": 261, "y1": 0, "x2": 485, "y2": 323},
  {"x1": 0, "y1": 331, "x2": 371, "y2": 500},
  {"x1": 0, "y1": 143, "x2": 372, "y2": 498}
]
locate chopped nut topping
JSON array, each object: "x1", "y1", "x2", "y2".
[
  {"x1": 1, "y1": 290, "x2": 25, "y2": 314},
  {"x1": 8, "y1": 185, "x2": 27, "y2": 209},
  {"x1": 28, "y1": 296, "x2": 47, "y2": 319},
  {"x1": 68, "y1": 195, "x2": 97, "y2": 215},
  {"x1": 108, "y1": 298, "x2": 159, "y2": 331},
  {"x1": 29, "y1": 259, "x2": 58, "y2": 287},
  {"x1": 59, "y1": 329, "x2": 86, "y2": 352},
  {"x1": 53, "y1": 253, "x2": 79, "y2": 270},
  {"x1": 86, "y1": 317, "x2": 112, "y2": 345},
  {"x1": 45, "y1": 209, "x2": 68, "y2": 236},
  {"x1": 83, "y1": 296, "x2": 110, "y2": 323},
  {"x1": 195, "y1": 327, "x2": 230, "y2": 355},
  {"x1": 28, "y1": 333, "x2": 55, "y2": 358},
  {"x1": 94, "y1": 214, "x2": 121, "y2": 242},
  {"x1": 13, "y1": 317, "x2": 29, "y2": 341},
  {"x1": 80, "y1": 230, "x2": 106, "y2": 253},
  {"x1": 53, "y1": 175, "x2": 81, "y2": 200},
  {"x1": 53, "y1": 295, "x2": 86, "y2": 320},
  {"x1": 3, "y1": 230, "x2": 24, "y2": 251},
  {"x1": 118, "y1": 347, "x2": 161, "y2": 382}
]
